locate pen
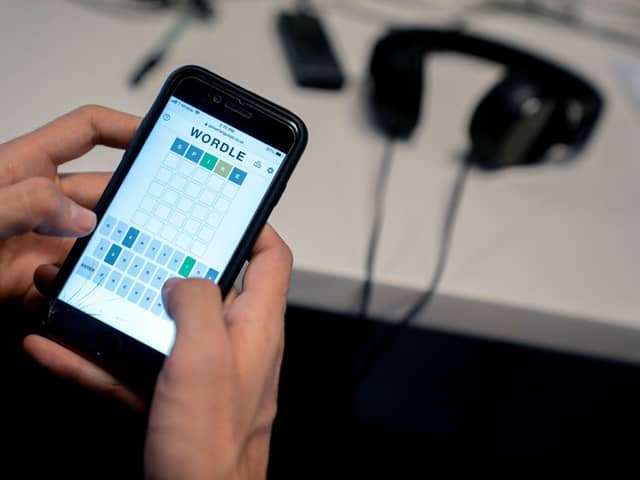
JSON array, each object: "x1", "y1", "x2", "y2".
[{"x1": 129, "y1": 10, "x2": 193, "y2": 87}]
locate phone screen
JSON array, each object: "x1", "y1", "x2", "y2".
[{"x1": 57, "y1": 97, "x2": 287, "y2": 354}]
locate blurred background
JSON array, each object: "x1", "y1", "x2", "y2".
[{"x1": 1, "y1": 0, "x2": 639, "y2": 475}]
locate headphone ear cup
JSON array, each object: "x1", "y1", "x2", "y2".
[
  {"x1": 368, "y1": 33, "x2": 426, "y2": 139},
  {"x1": 469, "y1": 74, "x2": 559, "y2": 169}
]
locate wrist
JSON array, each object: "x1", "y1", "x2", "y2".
[
  {"x1": 145, "y1": 431, "x2": 270, "y2": 480},
  {"x1": 233, "y1": 431, "x2": 271, "y2": 480}
]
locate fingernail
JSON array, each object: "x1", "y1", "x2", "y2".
[{"x1": 69, "y1": 202, "x2": 97, "y2": 234}]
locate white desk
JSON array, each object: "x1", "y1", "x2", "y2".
[{"x1": 1, "y1": 1, "x2": 639, "y2": 363}]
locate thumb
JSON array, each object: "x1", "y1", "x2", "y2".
[
  {"x1": 162, "y1": 278, "x2": 228, "y2": 361},
  {"x1": 0, "y1": 176, "x2": 96, "y2": 239}
]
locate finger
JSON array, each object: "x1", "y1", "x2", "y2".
[
  {"x1": 34, "y1": 263, "x2": 60, "y2": 298},
  {"x1": 162, "y1": 278, "x2": 227, "y2": 355},
  {"x1": 0, "y1": 177, "x2": 96, "y2": 239},
  {"x1": 59, "y1": 172, "x2": 111, "y2": 209},
  {"x1": 22, "y1": 283, "x2": 50, "y2": 315},
  {"x1": 23, "y1": 334, "x2": 145, "y2": 413},
  {"x1": 233, "y1": 224, "x2": 292, "y2": 327},
  {"x1": 241, "y1": 224, "x2": 293, "y2": 299},
  {"x1": 0, "y1": 105, "x2": 140, "y2": 186},
  {"x1": 227, "y1": 225, "x2": 291, "y2": 365}
]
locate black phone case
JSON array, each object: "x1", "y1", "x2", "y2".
[{"x1": 44, "y1": 65, "x2": 308, "y2": 398}]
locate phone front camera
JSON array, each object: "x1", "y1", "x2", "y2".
[{"x1": 213, "y1": 95, "x2": 222, "y2": 104}]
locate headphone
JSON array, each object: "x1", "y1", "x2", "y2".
[{"x1": 367, "y1": 28, "x2": 604, "y2": 169}]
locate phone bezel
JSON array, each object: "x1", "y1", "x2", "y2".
[{"x1": 44, "y1": 65, "x2": 308, "y2": 398}]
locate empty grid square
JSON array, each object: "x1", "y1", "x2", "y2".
[
  {"x1": 193, "y1": 205, "x2": 208, "y2": 221},
  {"x1": 185, "y1": 182, "x2": 201, "y2": 198},
  {"x1": 162, "y1": 189, "x2": 179, "y2": 205},
  {"x1": 208, "y1": 176, "x2": 223, "y2": 191},
  {"x1": 155, "y1": 203, "x2": 171, "y2": 220},
  {"x1": 200, "y1": 189, "x2": 216, "y2": 205},
  {"x1": 161, "y1": 224, "x2": 178, "y2": 242},
  {"x1": 185, "y1": 219, "x2": 200, "y2": 235},
  {"x1": 194, "y1": 168, "x2": 209, "y2": 183},
  {"x1": 179, "y1": 161, "x2": 196, "y2": 176},
  {"x1": 215, "y1": 198, "x2": 230, "y2": 212},
  {"x1": 164, "y1": 154, "x2": 180, "y2": 168},
  {"x1": 141, "y1": 197, "x2": 155, "y2": 211},
  {"x1": 157, "y1": 167, "x2": 172, "y2": 182},
  {"x1": 192, "y1": 242, "x2": 207, "y2": 257},
  {"x1": 169, "y1": 211, "x2": 186, "y2": 228},
  {"x1": 176, "y1": 233, "x2": 191, "y2": 250},
  {"x1": 198, "y1": 226, "x2": 215, "y2": 242},
  {"x1": 132, "y1": 211, "x2": 149, "y2": 227},
  {"x1": 177, "y1": 197, "x2": 193, "y2": 212},
  {"x1": 208, "y1": 211, "x2": 222, "y2": 227},
  {"x1": 147, "y1": 218, "x2": 162, "y2": 234},
  {"x1": 170, "y1": 175, "x2": 187, "y2": 190},
  {"x1": 149, "y1": 182, "x2": 164, "y2": 197},
  {"x1": 223, "y1": 183, "x2": 238, "y2": 198}
]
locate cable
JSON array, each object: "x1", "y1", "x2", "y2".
[
  {"x1": 358, "y1": 138, "x2": 395, "y2": 320},
  {"x1": 353, "y1": 155, "x2": 472, "y2": 387},
  {"x1": 393, "y1": 157, "x2": 470, "y2": 325}
]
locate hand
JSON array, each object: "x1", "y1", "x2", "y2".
[
  {"x1": 145, "y1": 225, "x2": 292, "y2": 480},
  {"x1": 0, "y1": 105, "x2": 138, "y2": 308},
  {"x1": 0, "y1": 105, "x2": 146, "y2": 408}
]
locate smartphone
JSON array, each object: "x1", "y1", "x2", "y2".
[
  {"x1": 45, "y1": 65, "x2": 308, "y2": 397},
  {"x1": 277, "y1": 11, "x2": 345, "y2": 90}
]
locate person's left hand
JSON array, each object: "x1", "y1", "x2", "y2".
[
  {"x1": 0, "y1": 105, "x2": 139, "y2": 309},
  {"x1": 0, "y1": 105, "x2": 145, "y2": 408}
]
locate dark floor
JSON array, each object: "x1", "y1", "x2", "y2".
[
  {"x1": 4, "y1": 304, "x2": 640, "y2": 477},
  {"x1": 270, "y1": 306, "x2": 640, "y2": 475}
]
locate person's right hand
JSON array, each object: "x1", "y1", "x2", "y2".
[{"x1": 145, "y1": 224, "x2": 292, "y2": 480}]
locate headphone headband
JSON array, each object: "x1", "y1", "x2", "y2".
[{"x1": 369, "y1": 28, "x2": 603, "y2": 144}]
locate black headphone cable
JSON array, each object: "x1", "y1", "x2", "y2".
[
  {"x1": 354, "y1": 148, "x2": 472, "y2": 389},
  {"x1": 358, "y1": 138, "x2": 395, "y2": 320}
]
